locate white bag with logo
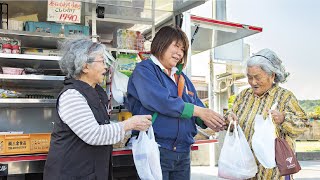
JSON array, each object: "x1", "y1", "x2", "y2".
[
  {"x1": 132, "y1": 126, "x2": 162, "y2": 180},
  {"x1": 252, "y1": 114, "x2": 277, "y2": 168},
  {"x1": 218, "y1": 121, "x2": 258, "y2": 179}
]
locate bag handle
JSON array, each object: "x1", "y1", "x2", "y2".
[
  {"x1": 269, "y1": 102, "x2": 281, "y2": 138},
  {"x1": 137, "y1": 129, "x2": 146, "y2": 142},
  {"x1": 233, "y1": 121, "x2": 240, "y2": 140},
  {"x1": 147, "y1": 126, "x2": 155, "y2": 140},
  {"x1": 226, "y1": 120, "x2": 239, "y2": 139},
  {"x1": 226, "y1": 120, "x2": 233, "y2": 136}
]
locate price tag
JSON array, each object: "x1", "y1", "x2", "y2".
[{"x1": 47, "y1": 0, "x2": 81, "y2": 23}]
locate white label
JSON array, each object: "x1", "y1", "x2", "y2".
[{"x1": 47, "y1": 0, "x2": 81, "y2": 23}]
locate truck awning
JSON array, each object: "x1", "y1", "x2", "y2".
[
  {"x1": 190, "y1": 15, "x2": 263, "y2": 54},
  {"x1": 77, "y1": 0, "x2": 207, "y2": 13}
]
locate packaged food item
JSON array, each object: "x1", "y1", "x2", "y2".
[
  {"x1": 118, "y1": 112, "x2": 132, "y2": 121},
  {"x1": 0, "y1": 89, "x2": 21, "y2": 98},
  {"x1": 10, "y1": 38, "x2": 21, "y2": 46},
  {"x1": 2, "y1": 67, "x2": 25, "y2": 75},
  {"x1": 117, "y1": 53, "x2": 138, "y2": 77},
  {"x1": 0, "y1": 37, "x2": 11, "y2": 50},
  {"x1": 113, "y1": 29, "x2": 144, "y2": 50},
  {"x1": 2, "y1": 43, "x2": 12, "y2": 54},
  {"x1": 136, "y1": 31, "x2": 145, "y2": 51},
  {"x1": 138, "y1": 52, "x2": 151, "y2": 61},
  {"x1": 11, "y1": 45, "x2": 20, "y2": 54}
]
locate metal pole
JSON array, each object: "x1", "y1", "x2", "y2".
[
  {"x1": 182, "y1": 12, "x2": 192, "y2": 78},
  {"x1": 216, "y1": 0, "x2": 226, "y2": 21},
  {"x1": 213, "y1": 0, "x2": 227, "y2": 167},
  {"x1": 91, "y1": 2, "x2": 97, "y2": 42},
  {"x1": 151, "y1": 0, "x2": 156, "y2": 39},
  {"x1": 209, "y1": 50, "x2": 215, "y2": 110}
]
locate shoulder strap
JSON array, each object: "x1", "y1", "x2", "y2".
[{"x1": 174, "y1": 63, "x2": 185, "y2": 98}]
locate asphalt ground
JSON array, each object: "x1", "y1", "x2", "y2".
[{"x1": 191, "y1": 160, "x2": 320, "y2": 180}]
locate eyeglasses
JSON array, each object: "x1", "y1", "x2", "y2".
[
  {"x1": 92, "y1": 59, "x2": 108, "y2": 66},
  {"x1": 91, "y1": 60, "x2": 110, "y2": 73}
]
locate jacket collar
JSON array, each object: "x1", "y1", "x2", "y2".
[{"x1": 150, "y1": 55, "x2": 178, "y2": 76}]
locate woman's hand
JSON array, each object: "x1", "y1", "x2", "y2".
[
  {"x1": 224, "y1": 112, "x2": 238, "y2": 131},
  {"x1": 226, "y1": 112, "x2": 238, "y2": 123},
  {"x1": 194, "y1": 106, "x2": 225, "y2": 130},
  {"x1": 269, "y1": 110, "x2": 285, "y2": 124},
  {"x1": 123, "y1": 115, "x2": 152, "y2": 131}
]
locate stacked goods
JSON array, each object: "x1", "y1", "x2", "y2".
[
  {"x1": 0, "y1": 89, "x2": 21, "y2": 98},
  {"x1": 1, "y1": 19, "x2": 24, "y2": 31},
  {"x1": 113, "y1": 29, "x2": 145, "y2": 51},
  {"x1": 1, "y1": 67, "x2": 25, "y2": 75},
  {"x1": 136, "y1": 31, "x2": 144, "y2": 51},
  {"x1": 117, "y1": 53, "x2": 138, "y2": 77},
  {"x1": 0, "y1": 37, "x2": 21, "y2": 54},
  {"x1": 25, "y1": 21, "x2": 90, "y2": 37},
  {"x1": 21, "y1": 48, "x2": 59, "y2": 56}
]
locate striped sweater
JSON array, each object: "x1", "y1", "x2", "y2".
[{"x1": 58, "y1": 89, "x2": 125, "y2": 145}]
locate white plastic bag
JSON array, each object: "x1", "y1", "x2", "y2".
[
  {"x1": 218, "y1": 121, "x2": 258, "y2": 180},
  {"x1": 251, "y1": 114, "x2": 276, "y2": 168},
  {"x1": 132, "y1": 126, "x2": 162, "y2": 180},
  {"x1": 111, "y1": 70, "x2": 129, "y2": 106}
]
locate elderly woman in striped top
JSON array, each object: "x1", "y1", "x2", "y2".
[
  {"x1": 43, "y1": 38, "x2": 151, "y2": 180},
  {"x1": 226, "y1": 49, "x2": 310, "y2": 180}
]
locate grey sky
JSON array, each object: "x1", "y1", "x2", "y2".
[{"x1": 227, "y1": 0, "x2": 320, "y2": 100}]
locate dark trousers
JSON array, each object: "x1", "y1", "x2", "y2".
[{"x1": 159, "y1": 147, "x2": 191, "y2": 180}]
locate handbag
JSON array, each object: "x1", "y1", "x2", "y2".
[
  {"x1": 275, "y1": 135, "x2": 301, "y2": 176},
  {"x1": 271, "y1": 103, "x2": 301, "y2": 176}
]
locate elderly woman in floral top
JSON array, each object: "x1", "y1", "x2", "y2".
[{"x1": 226, "y1": 49, "x2": 310, "y2": 180}]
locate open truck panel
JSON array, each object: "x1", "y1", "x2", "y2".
[{"x1": 0, "y1": 0, "x2": 261, "y2": 179}]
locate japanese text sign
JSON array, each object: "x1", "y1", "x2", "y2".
[{"x1": 47, "y1": 0, "x2": 81, "y2": 23}]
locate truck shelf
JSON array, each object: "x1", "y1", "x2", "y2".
[
  {"x1": 106, "y1": 48, "x2": 139, "y2": 54},
  {"x1": 0, "y1": 98, "x2": 56, "y2": 108},
  {"x1": 0, "y1": 74, "x2": 64, "y2": 89},
  {"x1": 0, "y1": 29, "x2": 66, "y2": 49},
  {"x1": 0, "y1": 53, "x2": 60, "y2": 69}
]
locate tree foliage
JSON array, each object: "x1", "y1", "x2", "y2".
[
  {"x1": 299, "y1": 100, "x2": 320, "y2": 119},
  {"x1": 299, "y1": 100, "x2": 320, "y2": 112},
  {"x1": 228, "y1": 95, "x2": 236, "y2": 109}
]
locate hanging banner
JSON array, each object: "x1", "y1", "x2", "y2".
[{"x1": 47, "y1": 0, "x2": 81, "y2": 23}]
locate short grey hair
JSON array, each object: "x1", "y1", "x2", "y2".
[
  {"x1": 246, "y1": 49, "x2": 290, "y2": 84},
  {"x1": 58, "y1": 37, "x2": 107, "y2": 79}
]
